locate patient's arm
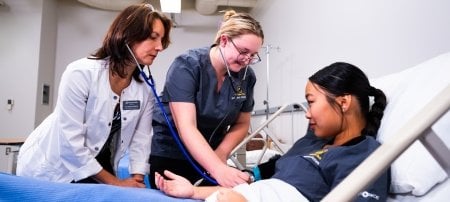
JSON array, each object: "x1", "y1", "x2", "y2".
[
  {"x1": 155, "y1": 170, "x2": 221, "y2": 200},
  {"x1": 216, "y1": 188, "x2": 247, "y2": 202}
]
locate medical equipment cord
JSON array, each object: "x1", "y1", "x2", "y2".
[{"x1": 125, "y1": 44, "x2": 218, "y2": 185}]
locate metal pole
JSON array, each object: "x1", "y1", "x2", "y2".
[
  {"x1": 264, "y1": 45, "x2": 271, "y2": 120},
  {"x1": 262, "y1": 45, "x2": 280, "y2": 120}
]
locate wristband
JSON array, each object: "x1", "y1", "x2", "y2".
[
  {"x1": 252, "y1": 166, "x2": 261, "y2": 181},
  {"x1": 242, "y1": 169, "x2": 255, "y2": 183}
]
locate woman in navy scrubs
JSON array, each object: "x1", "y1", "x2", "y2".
[{"x1": 150, "y1": 10, "x2": 264, "y2": 188}]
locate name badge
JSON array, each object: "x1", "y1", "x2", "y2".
[{"x1": 123, "y1": 100, "x2": 140, "y2": 110}]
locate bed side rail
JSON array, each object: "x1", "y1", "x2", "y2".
[
  {"x1": 229, "y1": 103, "x2": 307, "y2": 170},
  {"x1": 322, "y1": 84, "x2": 450, "y2": 201}
]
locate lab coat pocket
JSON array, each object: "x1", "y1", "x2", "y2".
[{"x1": 22, "y1": 146, "x2": 62, "y2": 181}]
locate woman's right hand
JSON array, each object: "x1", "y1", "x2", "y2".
[
  {"x1": 114, "y1": 177, "x2": 146, "y2": 188},
  {"x1": 211, "y1": 164, "x2": 250, "y2": 188},
  {"x1": 94, "y1": 169, "x2": 145, "y2": 188}
]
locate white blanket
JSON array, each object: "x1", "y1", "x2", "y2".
[{"x1": 205, "y1": 179, "x2": 308, "y2": 202}]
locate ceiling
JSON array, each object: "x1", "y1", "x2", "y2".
[{"x1": 77, "y1": 0, "x2": 257, "y2": 15}]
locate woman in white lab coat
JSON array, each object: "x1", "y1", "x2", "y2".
[{"x1": 17, "y1": 3, "x2": 172, "y2": 188}]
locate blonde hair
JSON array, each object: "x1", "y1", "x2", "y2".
[{"x1": 214, "y1": 10, "x2": 264, "y2": 44}]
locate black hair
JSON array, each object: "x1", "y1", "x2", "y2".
[{"x1": 308, "y1": 62, "x2": 387, "y2": 137}]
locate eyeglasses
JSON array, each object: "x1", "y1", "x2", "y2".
[{"x1": 229, "y1": 38, "x2": 261, "y2": 65}]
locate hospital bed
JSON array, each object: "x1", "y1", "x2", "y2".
[
  {"x1": 228, "y1": 103, "x2": 305, "y2": 170},
  {"x1": 0, "y1": 53, "x2": 449, "y2": 201},
  {"x1": 231, "y1": 52, "x2": 450, "y2": 201},
  {"x1": 323, "y1": 52, "x2": 450, "y2": 201},
  {"x1": 0, "y1": 171, "x2": 200, "y2": 201}
]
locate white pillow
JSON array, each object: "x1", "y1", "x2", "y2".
[{"x1": 371, "y1": 52, "x2": 450, "y2": 196}]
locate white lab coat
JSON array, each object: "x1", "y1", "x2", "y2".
[{"x1": 17, "y1": 58, "x2": 154, "y2": 182}]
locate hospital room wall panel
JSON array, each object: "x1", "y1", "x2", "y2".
[
  {"x1": 35, "y1": 0, "x2": 57, "y2": 128},
  {"x1": 249, "y1": 0, "x2": 450, "y2": 113},
  {"x1": 2, "y1": 0, "x2": 450, "y2": 144},
  {"x1": 53, "y1": 0, "x2": 119, "y2": 106},
  {"x1": 53, "y1": 0, "x2": 221, "y2": 103},
  {"x1": 0, "y1": 0, "x2": 57, "y2": 138}
]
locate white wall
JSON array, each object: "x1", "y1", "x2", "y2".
[
  {"x1": 251, "y1": 0, "x2": 450, "y2": 109},
  {"x1": 54, "y1": 0, "x2": 221, "y2": 101},
  {"x1": 0, "y1": 0, "x2": 47, "y2": 138},
  {"x1": 54, "y1": 0, "x2": 119, "y2": 101},
  {"x1": 1, "y1": 0, "x2": 449, "y2": 143},
  {"x1": 249, "y1": 0, "x2": 450, "y2": 143},
  {"x1": 35, "y1": 0, "x2": 57, "y2": 126}
]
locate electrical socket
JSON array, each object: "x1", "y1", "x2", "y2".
[{"x1": 7, "y1": 99, "x2": 14, "y2": 110}]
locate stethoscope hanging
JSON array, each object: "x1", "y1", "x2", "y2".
[
  {"x1": 125, "y1": 44, "x2": 218, "y2": 185},
  {"x1": 218, "y1": 45, "x2": 248, "y2": 98}
]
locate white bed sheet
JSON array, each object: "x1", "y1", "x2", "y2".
[
  {"x1": 246, "y1": 149, "x2": 282, "y2": 167},
  {"x1": 227, "y1": 149, "x2": 282, "y2": 169},
  {"x1": 206, "y1": 178, "x2": 308, "y2": 202}
]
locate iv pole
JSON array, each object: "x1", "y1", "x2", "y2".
[
  {"x1": 261, "y1": 44, "x2": 280, "y2": 152},
  {"x1": 263, "y1": 44, "x2": 280, "y2": 120},
  {"x1": 230, "y1": 44, "x2": 284, "y2": 169}
]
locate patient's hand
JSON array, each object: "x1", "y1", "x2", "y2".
[
  {"x1": 155, "y1": 170, "x2": 194, "y2": 198},
  {"x1": 216, "y1": 188, "x2": 247, "y2": 202}
]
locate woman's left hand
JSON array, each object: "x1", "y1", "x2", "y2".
[{"x1": 155, "y1": 170, "x2": 195, "y2": 198}]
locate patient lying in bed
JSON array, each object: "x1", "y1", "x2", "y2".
[{"x1": 155, "y1": 62, "x2": 390, "y2": 201}]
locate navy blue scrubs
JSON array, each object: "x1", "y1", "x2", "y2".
[
  {"x1": 149, "y1": 46, "x2": 256, "y2": 187},
  {"x1": 272, "y1": 132, "x2": 390, "y2": 201}
]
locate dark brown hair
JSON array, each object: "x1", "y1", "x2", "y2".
[{"x1": 90, "y1": 3, "x2": 172, "y2": 81}]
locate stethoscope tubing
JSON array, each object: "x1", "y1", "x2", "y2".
[
  {"x1": 140, "y1": 70, "x2": 218, "y2": 185},
  {"x1": 125, "y1": 43, "x2": 217, "y2": 185}
]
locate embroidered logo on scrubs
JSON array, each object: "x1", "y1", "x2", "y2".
[
  {"x1": 123, "y1": 100, "x2": 140, "y2": 110},
  {"x1": 360, "y1": 191, "x2": 380, "y2": 200},
  {"x1": 231, "y1": 86, "x2": 247, "y2": 100},
  {"x1": 303, "y1": 149, "x2": 328, "y2": 165}
]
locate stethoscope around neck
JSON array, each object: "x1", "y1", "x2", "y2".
[
  {"x1": 125, "y1": 44, "x2": 218, "y2": 185},
  {"x1": 217, "y1": 44, "x2": 249, "y2": 97}
]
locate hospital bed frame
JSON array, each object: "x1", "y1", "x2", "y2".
[
  {"x1": 322, "y1": 84, "x2": 450, "y2": 201},
  {"x1": 229, "y1": 103, "x2": 308, "y2": 170}
]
